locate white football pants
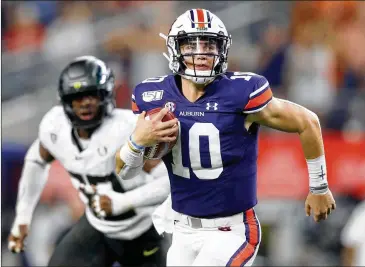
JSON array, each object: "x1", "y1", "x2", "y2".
[{"x1": 166, "y1": 208, "x2": 261, "y2": 266}]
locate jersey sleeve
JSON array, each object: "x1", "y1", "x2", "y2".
[
  {"x1": 242, "y1": 75, "x2": 273, "y2": 114},
  {"x1": 107, "y1": 109, "x2": 138, "y2": 149},
  {"x1": 131, "y1": 82, "x2": 147, "y2": 115},
  {"x1": 117, "y1": 109, "x2": 138, "y2": 132},
  {"x1": 38, "y1": 106, "x2": 63, "y2": 152},
  {"x1": 131, "y1": 93, "x2": 141, "y2": 114},
  {"x1": 131, "y1": 77, "x2": 168, "y2": 114},
  {"x1": 38, "y1": 118, "x2": 49, "y2": 150}
]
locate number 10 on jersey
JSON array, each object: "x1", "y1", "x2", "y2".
[{"x1": 171, "y1": 122, "x2": 223, "y2": 180}]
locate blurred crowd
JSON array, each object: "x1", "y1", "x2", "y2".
[
  {"x1": 1, "y1": 1, "x2": 365, "y2": 266},
  {"x1": 256, "y1": 1, "x2": 365, "y2": 133},
  {"x1": 1, "y1": 1, "x2": 178, "y2": 105},
  {"x1": 2, "y1": 1, "x2": 365, "y2": 131}
]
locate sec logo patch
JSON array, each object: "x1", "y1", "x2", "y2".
[{"x1": 164, "y1": 102, "x2": 176, "y2": 112}]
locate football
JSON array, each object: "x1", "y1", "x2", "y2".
[{"x1": 143, "y1": 107, "x2": 178, "y2": 160}]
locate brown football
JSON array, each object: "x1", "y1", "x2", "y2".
[{"x1": 144, "y1": 107, "x2": 178, "y2": 160}]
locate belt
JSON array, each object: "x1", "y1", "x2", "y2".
[{"x1": 174, "y1": 210, "x2": 252, "y2": 229}]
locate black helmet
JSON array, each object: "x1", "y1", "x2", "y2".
[{"x1": 58, "y1": 55, "x2": 115, "y2": 129}]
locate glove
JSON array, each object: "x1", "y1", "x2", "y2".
[
  {"x1": 79, "y1": 184, "x2": 106, "y2": 219},
  {"x1": 8, "y1": 223, "x2": 28, "y2": 253},
  {"x1": 91, "y1": 189, "x2": 133, "y2": 218}
]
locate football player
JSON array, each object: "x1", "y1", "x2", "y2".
[
  {"x1": 8, "y1": 56, "x2": 170, "y2": 267},
  {"x1": 115, "y1": 9, "x2": 336, "y2": 266}
]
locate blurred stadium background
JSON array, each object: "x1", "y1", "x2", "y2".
[{"x1": 1, "y1": 1, "x2": 364, "y2": 266}]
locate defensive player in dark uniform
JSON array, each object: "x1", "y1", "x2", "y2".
[
  {"x1": 115, "y1": 9, "x2": 336, "y2": 266},
  {"x1": 8, "y1": 56, "x2": 170, "y2": 267}
]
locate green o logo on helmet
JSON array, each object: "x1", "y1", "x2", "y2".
[{"x1": 73, "y1": 82, "x2": 82, "y2": 90}]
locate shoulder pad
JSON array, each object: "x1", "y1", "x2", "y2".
[
  {"x1": 39, "y1": 106, "x2": 66, "y2": 135},
  {"x1": 225, "y1": 72, "x2": 273, "y2": 113},
  {"x1": 38, "y1": 106, "x2": 67, "y2": 149},
  {"x1": 109, "y1": 108, "x2": 137, "y2": 128},
  {"x1": 132, "y1": 74, "x2": 173, "y2": 114}
]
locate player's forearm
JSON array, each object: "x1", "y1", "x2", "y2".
[
  {"x1": 115, "y1": 149, "x2": 126, "y2": 174},
  {"x1": 298, "y1": 113, "x2": 324, "y2": 160},
  {"x1": 110, "y1": 163, "x2": 170, "y2": 214},
  {"x1": 296, "y1": 110, "x2": 329, "y2": 193},
  {"x1": 341, "y1": 246, "x2": 356, "y2": 266},
  {"x1": 116, "y1": 139, "x2": 145, "y2": 180},
  {"x1": 124, "y1": 169, "x2": 170, "y2": 208},
  {"x1": 14, "y1": 140, "x2": 50, "y2": 225},
  {"x1": 249, "y1": 98, "x2": 329, "y2": 193}
]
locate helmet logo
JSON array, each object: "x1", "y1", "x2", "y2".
[
  {"x1": 197, "y1": 26, "x2": 208, "y2": 31},
  {"x1": 73, "y1": 82, "x2": 82, "y2": 90},
  {"x1": 190, "y1": 9, "x2": 212, "y2": 30}
]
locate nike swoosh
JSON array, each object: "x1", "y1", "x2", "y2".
[{"x1": 143, "y1": 246, "x2": 160, "y2": 257}]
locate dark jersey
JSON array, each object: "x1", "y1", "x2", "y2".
[{"x1": 132, "y1": 72, "x2": 273, "y2": 218}]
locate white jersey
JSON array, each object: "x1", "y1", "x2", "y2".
[{"x1": 38, "y1": 106, "x2": 161, "y2": 240}]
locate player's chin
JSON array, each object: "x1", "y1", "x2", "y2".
[{"x1": 187, "y1": 64, "x2": 213, "y2": 71}]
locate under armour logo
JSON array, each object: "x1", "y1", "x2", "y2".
[{"x1": 206, "y1": 102, "x2": 218, "y2": 111}]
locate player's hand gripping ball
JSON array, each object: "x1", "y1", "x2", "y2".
[{"x1": 144, "y1": 107, "x2": 178, "y2": 160}]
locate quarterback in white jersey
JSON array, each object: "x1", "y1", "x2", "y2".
[{"x1": 8, "y1": 56, "x2": 170, "y2": 267}]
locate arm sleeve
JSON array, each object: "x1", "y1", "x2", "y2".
[
  {"x1": 118, "y1": 164, "x2": 145, "y2": 180},
  {"x1": 114, "y1": 109, "x2": 143, "y2": 180},
  {"x1": 243, "y1": 76, "x2": 273, "y2": 114},
  {"x1": 14, "y1": 139, "x2": 50, "y2": 226},
  {"x1": 123, "y1": 162, "x2": 170, "y2": 208}
]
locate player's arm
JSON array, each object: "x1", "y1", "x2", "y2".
[
  {"x1": 8, "y1": 139, "x2": 54, "y2": 253},
  {"x1": 341, "y1": 247, "x2": 356, "y2": 267},
  {"x1": 247, "y1": 97, "x2": 336, "y2": 222},
  {"x1": 247, "y1": 97, "x2": 324, "y2": 160},
  {"x1": 115, "y1": 108, "x2": 178, "y2": 180},
  {"x1": 245, "y1": 85, "x2": 335, "y2": 222},
  {"x1": 94, "y1": 160, "x2": 170, "y2": 217}
]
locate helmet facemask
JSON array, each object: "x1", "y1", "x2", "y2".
[
  {"x1": 61, "y1": 88, "x2": 113, "y2": 130},
  {"x1": 161, "y1": 9, "x2": 232, "y2": 84},
  {"x1": 58, "y1": 56, "x2": 115, "y2": 130},
  {"x1": 162, "y1": 31, "x2": 231, "y2": 84}
]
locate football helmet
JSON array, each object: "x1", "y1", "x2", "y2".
[
  {"x1": 160, "y1": 9, "x2": 232, "y2": 84},
  {"x1": 58, "y1": 56, "x2": 115, "y2": 129}
]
